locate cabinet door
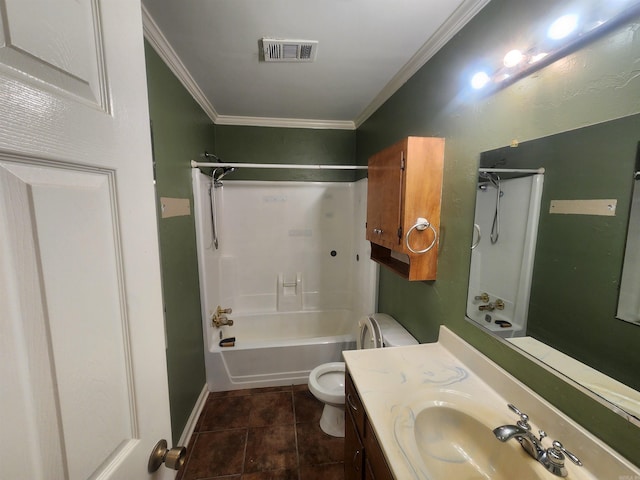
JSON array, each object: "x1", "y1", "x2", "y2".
[
  {"x1": 345, "y1": 409, "x2": 364, "y2": 480},
  {"x1": 364, "y1": 418, "x2": 394, "y2": 480},
  {"x1": 366, "y1": 141, "x2": 405, "y2": 249}
]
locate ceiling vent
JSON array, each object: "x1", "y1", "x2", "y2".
[{"x1": 261, "y1": 38, "x2": 318, "y2": 62}]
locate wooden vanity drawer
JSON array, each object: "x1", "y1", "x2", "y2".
[{"x1": 346, "y1": 372, "x2": 365, "y2": 434}]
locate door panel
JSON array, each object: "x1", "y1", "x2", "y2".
[
  {"x1": 0, "y1": 0, "x2": 107, "y2": 107},
  {"x1": 0, "y1": 0, "x2": 173, "y2": 478},
  {"x1": 0, "y1": 162, "x2": 137, "y2": 479}
]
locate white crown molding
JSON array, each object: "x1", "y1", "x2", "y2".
[
  {"x1": 143, "y1": 0, "x2": 488, "y2": 131},
  {"x1": 141, "y1": 4, "x2": 219, "y2": 123},
  {"x1": 354, "y1": 0, "x2": 491, "y2": 128},
  {"x1": 215, "y1": 114, "x2": 355, "y2": 130},
  {"x1": 142, "y1": 6, "x2": 353, "y2": 130}
]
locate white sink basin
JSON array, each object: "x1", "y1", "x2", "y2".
[
  {"x1": 413, "y1": 406, "x2": 543, "y2": 479},
  {"x1": 393, "y1": 392, "x2": 545, "y2": 480}
]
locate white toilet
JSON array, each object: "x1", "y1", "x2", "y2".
[{"x1": 308, "y1": 313, "x2": 418, "y2": 437}]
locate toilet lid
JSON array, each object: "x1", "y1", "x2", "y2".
[{"x1": 357, "y1": 315, "x2": 383, "y2": 350}]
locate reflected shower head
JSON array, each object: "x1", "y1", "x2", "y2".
[
  {"x1": 213, "y1": 166, "x2": 238, "y2": 186},
  {"x1": 479, "y1": 171, "x2": 500, "y2": 189}
]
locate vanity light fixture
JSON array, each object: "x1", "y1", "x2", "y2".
[
  {"x1": 468, "y1": 1, "x2": 640, "y2": 92},
  {"x1": 529, "y1": 52, "x2": 548, "y2": 64}
]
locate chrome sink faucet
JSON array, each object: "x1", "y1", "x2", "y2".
[{"x1": 493, "y1": 404, "x2": 583, "y2": 477}]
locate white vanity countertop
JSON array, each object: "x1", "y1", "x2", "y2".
[{"x1": 343, "y1": 326, "x2": 640, "y2": 480}]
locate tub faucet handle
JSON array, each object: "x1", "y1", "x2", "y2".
[{"x1": 474, "y1": 292, "x2": 490, "y2": 302}]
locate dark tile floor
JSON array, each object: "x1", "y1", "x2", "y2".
[{"x1": 176, "y1": 384, "x2": 345, "y2": 480}]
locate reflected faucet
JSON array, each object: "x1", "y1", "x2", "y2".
[{"x1": 493, "y1": 404, "x2": 582, "y2": 477}]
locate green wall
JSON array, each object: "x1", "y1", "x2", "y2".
[
  {"x1": 143, "y1": 0, "x2": 640, "y2": 463},
  {"x1": 357, "y1": 0, "x2": 640, "y2": 465},
  {"x1": 144, "y1": 45, "x2": 356, "y2": 442},
  {"x1": 144, "y1": 42, "x2": 212, "y2": 444},
  {"x1": 214, "y1": 125, "x2": 356, "y2": 182},
  {"x1": 480, "y1": 115, "x2": 640, "y2": 392}
]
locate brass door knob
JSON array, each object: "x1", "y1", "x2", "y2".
[{"x1": 148, "y1": 439, "x2": 187, "y2": 473}]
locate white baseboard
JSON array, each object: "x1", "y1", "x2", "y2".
[{"x1": 178, "y1": 384, "x2": 209, "y2": 446}]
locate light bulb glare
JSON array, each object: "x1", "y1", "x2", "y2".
[
  {"x1": 503, "y1": 49, "x2": 524, "y2": 68},
  {"x1": 548, "y1": 14, "x2": 578, "y2": 40},
  {"x1": 471, "y1": 71, "x2": 491, "y2": 90}
]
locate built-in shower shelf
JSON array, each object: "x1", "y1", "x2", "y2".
[{"x1": 366, "y1": 136, "x2": 445, "y2": 281}]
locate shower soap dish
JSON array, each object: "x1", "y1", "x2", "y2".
[{"x1": 219, "y1": 337, "x2": 236, "y2": 347}]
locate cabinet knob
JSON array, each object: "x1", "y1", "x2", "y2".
[{"x1": 373, "y1": 228, "x2": 383, "y2": 235}]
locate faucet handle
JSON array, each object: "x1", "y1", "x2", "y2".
[
  {"x1": 474, "y1": 292, "x2": 490, "y2": 302},
  {"x1": 549, "y1": 441, "x2": 583, "y2": 466},
  {"x1": 507, "y1": 404, "x2": 531, "y2": 430}
]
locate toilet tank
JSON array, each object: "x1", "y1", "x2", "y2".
[{"x1": 371, "y1": 313, "x2": 419, "y2": 347}]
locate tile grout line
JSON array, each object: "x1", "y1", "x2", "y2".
[
  {"x1": 291, "y1": 388, "x2": 302, "y2": 480},
  {"x1": 178, "y1": 431, "x2": 199, "y2": 480}
]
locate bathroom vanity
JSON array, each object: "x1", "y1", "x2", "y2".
[{"x1": 343, "y1": 326, "x2": 640, "y2": 479}]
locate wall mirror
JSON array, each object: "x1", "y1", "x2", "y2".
[
  {"x1": 617, "y1": 164, "x2": 640, "y2": 325},
  {"x1": 466, "y1": 113, "x2": 640, "y2": 424}
]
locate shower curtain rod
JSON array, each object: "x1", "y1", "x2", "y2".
[
  {"x1": 191, "y1": 160, "x2": 367, "y2": 170},
  {"x1": 479, "y1": 167, "x2": 545, "y2": 174}
]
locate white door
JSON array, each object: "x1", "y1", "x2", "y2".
[{"x1": 0, "y1": 1, "x2": 174, "y2": 479}]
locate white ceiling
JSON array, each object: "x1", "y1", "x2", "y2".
[{"x1": 142, "y1": 0, "x2": 490, "y2": 129}]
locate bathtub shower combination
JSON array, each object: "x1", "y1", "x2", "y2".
[{"x1": 192, "y1": 170, "x2": 377, "y2": 391}]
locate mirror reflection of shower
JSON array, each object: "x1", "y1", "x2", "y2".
[
  {"x1": 466, "y1": 169, "x2": 544, "y2": 338},
  {"x1": 478, "y1": 171, "x2": 503, "y2": 244},
  {"x1": 202, "y1": 151, "x2": 239, "y2": 250}
]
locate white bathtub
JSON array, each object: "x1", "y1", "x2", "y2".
[{"x1": 205, "y1": 309, "x2": 357, "y2": 391}]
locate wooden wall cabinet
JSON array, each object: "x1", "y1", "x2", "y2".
[
  {"x1": 366, "y1": 136, "x2": 444, "y2": 281},
  {"x1": 345, "y1": 372, "x2": 393, "y2": 480}
]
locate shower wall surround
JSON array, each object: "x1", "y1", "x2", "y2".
[
  {"x1": 219, "y1": 181, "x2": 359, "y2": 312},
  {"x1": 194, "y1": 175, "x2": 376, "y2": 320}
]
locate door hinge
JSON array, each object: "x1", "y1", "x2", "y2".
[
  {"x1": 400, "y1": 151, "x2": 405, "y2": 171},
  {"x1": 397, "y1": 227, "x2": 402, "y2": 239}
]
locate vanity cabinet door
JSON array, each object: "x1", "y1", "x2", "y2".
[
  {"x1": 364, "y1": 418, "x2": 394, "y2": 480},
  {"x1": 345, "y1": 407, "x2": 364, "y2": 480},
  {"x1": 346, "y1": 373, "x2": 365, "y2": 433},
  {"x1": 345, "y1": 371, "x2": 394, "y2": 480}
]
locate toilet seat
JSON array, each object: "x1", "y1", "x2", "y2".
[
  {"x1": 357, "y1": 315, "x2": 383, "y2": 350},
  {"x1": 308, "y1": 362, "x2": 345, "y2": 405},
  {"x1": 308, "y1": 313, "x2": 417, "y2": 437}
]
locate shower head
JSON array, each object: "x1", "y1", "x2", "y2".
[
  {"x1": 479, "y1": 171, "x2": 500, "y2": 189},
  {"x1": 213, "y1": 166, "x2": 238, "y2": 186}
]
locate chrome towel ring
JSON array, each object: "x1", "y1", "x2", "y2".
[
  {"x1": 405, "y1": 217, "x2": 437, "y2": 254},
  {"x1": 471, "y1": 223, "x2": 481, "y2": 250}
]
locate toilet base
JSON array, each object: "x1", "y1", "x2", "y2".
[{"x1": 319, "y1": 403, "x2": 345, "y2": 437}]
